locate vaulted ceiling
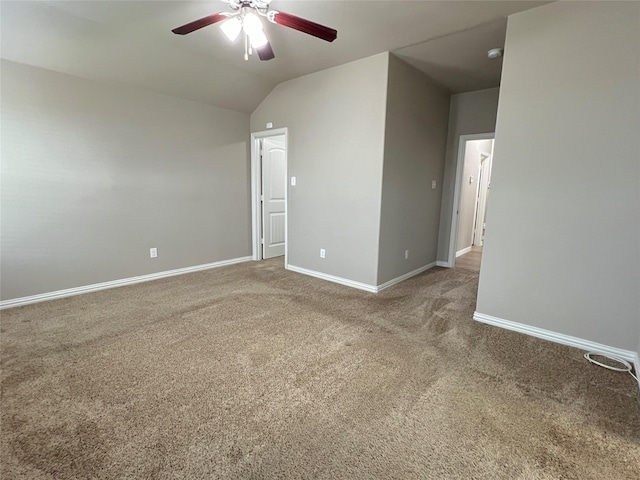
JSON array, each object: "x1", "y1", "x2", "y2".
[{"x1": 0, "y1": 1, "x2": 549, "y2": 113}]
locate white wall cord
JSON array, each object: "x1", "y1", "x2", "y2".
[{"x1": 584, "y1": 352, "x2": 638, "y2": 382}]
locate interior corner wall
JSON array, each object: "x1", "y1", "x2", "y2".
[
  {"x1": 0, "y1": 60, "x2": 251, "y2": 301},
  {"x1": 436, "y1": 87, "x2": 499, "y2": 263},
  {"x1": 377, "y1": 55, "x2": 449, "y2": 285},
  {"x1": 476, "y1": 1, "x2": 640, "y2": 351},
  {"x1": 250, "y1": 53, "x2": 389, "y2": 286}
]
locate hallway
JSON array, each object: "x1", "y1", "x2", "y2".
[{"x1": 455, "y1": 246, "x2": 483, "y2": 273}]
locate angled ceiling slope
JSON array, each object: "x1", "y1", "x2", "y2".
[
  {"x1": 393, "y1": 18, "x2": 509, "y2": 94},
  {"x1": 0, "y1": 1, "x2": 549, "y2": 113}
]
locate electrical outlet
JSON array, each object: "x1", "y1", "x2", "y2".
[
  {"x1": 150, "y1": 247, "x2": 157, "y2": 258},
  {"x1": 431, "y1": 180, "x2": 437, "y2": 189},
  {"x1": 405, "y1": 250, "x2": 409, "y2": 260},
  {"x1": 320, "y1": 248, "x2": 326, "y2": 259}
]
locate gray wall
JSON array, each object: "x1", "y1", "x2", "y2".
[
  {"x1": 476, "y1": 2, "x2": 640, "y2": 350},
  {"x1": 251, "y1": 53, "x2": 389, "y2": 286},
  {"x1": 1, "y1": 60, "x2": 251, "y2": 301},
  {"x1": 377, "y1": 55, "x2": 449, "y2": 284},
  {"x1": 456, "y1": 139, "x2": 492, "y2": 253},
  {"x1": 437, "y1": 88, "x2": 499, "y2": 263}
]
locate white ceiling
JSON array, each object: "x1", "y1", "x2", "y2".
[{"x1": 0, "y1": 1, "x2": 549, "y2": 113}]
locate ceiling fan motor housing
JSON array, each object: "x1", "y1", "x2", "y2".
[
  {"x1": 230, "y1": 0, "x2": 272, "y2": 13},
  {"x1": 172, "y1": 0, "x2": 337, "y2": 61}
]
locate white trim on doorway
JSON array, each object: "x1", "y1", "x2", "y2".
[
  {"x1": 472, "y1": 146, "x2": 494, "y2": 247},
  {"x1": 448, "y1": 132, "x2": 495, "y2": 268},
  {"x1": 250, "y1": 128, "x2": 288, "y2": 264}
]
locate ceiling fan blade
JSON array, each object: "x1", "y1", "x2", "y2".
[
  {"x1": 257, "y1": 41, "x2": 275, "y2": 61},
  {"x1": 172, "y1": 12, "x2": 228, "y2": 35},
  {"x1": 271, "y1": 11, "x2": 337, "y2": 42}
]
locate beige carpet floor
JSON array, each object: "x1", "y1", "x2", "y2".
[{"x1": 1, "y1": 255, "x2": 639, "y2": 479}]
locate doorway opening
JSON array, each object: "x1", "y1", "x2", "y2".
[
  {"x1": 448, "y1": 133, "x2": 495, "y2": 270},
  {"x1": 251, "y1": 128, "x2": 288, "y2": 263}
]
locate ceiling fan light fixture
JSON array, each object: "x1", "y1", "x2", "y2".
[
  {"x1": 250, "y1": 30, "x2": 268, "y2": 48},
  {"x1": 242, "y1": 12, "x2": 264, "y2": 37},
  {"x1": 220, "y1": 16, "x2": 242, "y2": 42},
  {"x1": 172, "y1": 1, "x2": 338, "y2": 62}
]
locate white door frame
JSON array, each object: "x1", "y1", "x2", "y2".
[
  {"x1": 250, "y1": 127, "x2": 288, "y2": 263},
  {"x1": 472, "y1": 150, "x2": 493, "y2": 246},
  {"x1": 448, "y1": 132, "x2": 495, "y2": 267}
]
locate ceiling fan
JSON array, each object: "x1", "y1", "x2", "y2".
[{"x1": 172, "y1": 0, "x2": 338, "y2": 61}]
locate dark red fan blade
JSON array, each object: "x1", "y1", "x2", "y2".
[
  {"x1": 172, "y1": 12, "x2": 228, "y2": 35},
  {"x1": 257, "y1": 41, "x2": 275, "y2": 61},
  {"x1": 272, "y1": 11, "x2": 337, "y2": 42}
]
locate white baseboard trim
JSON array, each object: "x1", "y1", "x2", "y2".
[
  {"x1": 634, "y1": 352, "x2": 640, "y2": 392},
  {"x1": 0, "y1": 256, "x2": 253, "y2": 310},
  {"x1": 286, "y1": 265, "x2": 377, "y2": 293},
  {"x1": 473, "y1": 311, "x2": 638, "y2": 366},
  {"x1": 456, "y1": 246, "x2": 472, "y2": 257},
  {"x1": 286, "y1": 262, "x2": 437, "y2": 294},
  {"x1": 376, "y1": 262, "x2": 437, "y2": 292},
  {"x1": 436, "y1": 261, "x2": 451, "y2": 268}
]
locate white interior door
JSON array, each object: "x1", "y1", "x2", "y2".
[{"x1": 261, "y1": 135, "x2": 286, "y2": 259}]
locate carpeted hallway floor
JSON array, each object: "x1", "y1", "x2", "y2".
[{"x1": 1, "y1": 255, "x2": 639, "y2": 479}]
